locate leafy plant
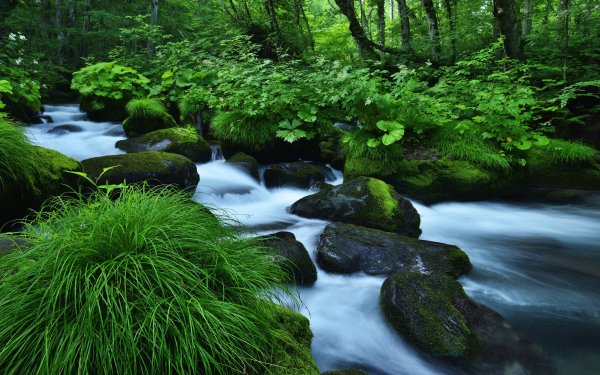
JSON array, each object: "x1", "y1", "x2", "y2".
[
  {"x1": 0, "y1": 184, "x2": 294, "y2": 374},
  {"x1": 276, "y1": 119, "x2": 315, "y2": 143},
  {"x1": 71, "y1": 62, "x2": 150, "y2": 110}
]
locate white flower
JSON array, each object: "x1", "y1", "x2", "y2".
[
  {"x1": 15, "y1": 57, "x2": 23, "y2": 65},
  {"x1": 19, "y1": 34, "x2": 26, "y2": 41},
  {"x1": 33, "y1": 60, "x2": 38, "y2": 65},
  {"x1": 425, "y1": 60, "x2": 432, "y2": 67},
  {"x1": 8, "y1": 33, "x2": 16, "y2": 41},
  {"x1": 365, "y1": 97, "x2": 372, "y2": 105}
]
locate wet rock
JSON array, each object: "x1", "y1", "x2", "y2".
[
  {"x1": 525, "y1": 147, "x2": 600, "y2": 190},
  {"x1": 291, "y1": 177, "x2": 421, "y2": 237},
  {"x1": 81, "y1": 151, "x2": 199, "y2": 191},
  {"x1": 30, "y1": 115, "x2": 53, "y2": 124},
  {"x1": 47, "y1": 124, "x2": 84, "y2": 134},
  {"x1": 381, "y1": 272, "x2": 554, "y2": 374},
  {"x1": 258, "y1": 231, "x2": 317, "y2": 285},
  {"x1": 317, "y1": 223, "x2": 470, "y2": 277},
  {"x1": 116, "y1": 127, "x2": 211, "y2": 162},
  {"x1": 80, "y1": 96, "x2": 127, "y2": 122},
  {"x1": 103, "y1": 126, "x2": 126, "y2": 137},
  {"x1": 264, "y1": 162, "x2": 332, "y2": 189},
  {"x1": 227, "y1": 152, "x2": 259, "y2": 181}
]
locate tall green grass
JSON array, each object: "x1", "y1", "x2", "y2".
[
  {"x1": 543, "y1": 139, "x2": 598, "y2": 165},
  {"x1": 211, "y1": 111, "x2": 278, "y2": 150},
  {"x1": 126, "y1": 98, "x2": 168, "y2": 119},
  {"x1": 0, "y1": 119, "x2": 34, "y2": 190},
  {"x1": 0, "y1": 185, "x2": 292, "y2": 374},
  {"x1": 341, "y1": 130, "x2": 404, "y2": 164}
]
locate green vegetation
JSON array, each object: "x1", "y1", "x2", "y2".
[
  {"x1": 0, "y1": 119, "x2": 34, "y2": 190},
  {"x1": 0, "y1": 185, "x2": 296, "y2": 374},
  {"x1": 122, "y1": 98, "x2": 177, "y2": 137}
]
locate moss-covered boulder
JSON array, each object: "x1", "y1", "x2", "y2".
[
  {"x1": 525, "y1": 147, "x2": 600, "y2": 190},
  {"x1": 345, "y1": 157, "x2": 522, "y2": 204},
  {"x1": 266, "y1": 305, "x2": 320, "y2": 375},
  {"x1": 1, "y1": 146, "x2": 82, "y2": 228},
  {"x1": 121, "y1": 99, "x2": 178, "y2": 138},
  {"x1": 116, "y1": 127, "x2": 212, "y2": 162},
  {"x1": 381, "y1": 273, "x2": 554, "y2": 373},
  {"x1": 264, "y1": 162, "x2": 333, "y2": 189},
  {"x1": 227, "y1": 152, "x2": 260, "y2": 181},
  {"x1": 81, "y1": 152, "x2": 199, "y2": 191},
  {"x1": 317, "y1": 223, "x2": 470, "y2": 277},
  {"x1": 291, "y1": 177, "x2": 421, "y2": 237},
  {"x1": 258, "y1": 232, "x2": 317, "y2": 285}
]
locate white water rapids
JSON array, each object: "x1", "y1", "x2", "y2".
[{"x1": 25, "y1": 105, "x2": 600, "y2": 374}]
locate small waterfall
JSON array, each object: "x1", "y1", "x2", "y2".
[{"x1": 210, "y1": 144, "x2": 224, "y2": 161}]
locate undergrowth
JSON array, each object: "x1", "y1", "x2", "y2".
[
  {"x1": 0, "y1": 185, "x2": 294, "y2": 374},
  {"x1": 0, "y1": 119, "x2": 34, "y2": 190},
  {"x1": 126, "y1": 97, "x2": 168, "y2": 119}
]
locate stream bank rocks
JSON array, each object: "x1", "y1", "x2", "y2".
[
  {"x1": 316, "y1": 223, "x2": 470, "y2": 277},
  {"x1": 116, "y1": 127, "x2": 212, "y2": 162},
  {"x1": 380, "y1": 273, "x2": 553, "y2": 374},
  {"x1": 1, "y1": 146, "x2": 82, "y2": 228},
  {"x1": 81, "y1": 151, "x2": 199, "y2": 191},
  {"x1": 258, "y1": 231, "x2": 317, "y2": 286},
  {"x1": 227, "y1": 152, "x2": 260, "y2": 181},
  {"x1": 291, "y1": 177, "x2": 421, "y2": 237},
  {"x1": 264, "y1": 162, "x2": 333, "y2": 189}
]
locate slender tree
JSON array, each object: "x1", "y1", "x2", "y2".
[
  {"x1": 522, "y1": 0, "x2": 533, "y2": 35},
  {"x1": 443, "y1": 0, "x2": 458, "y2": 62},
  {"x1": 56, "y1": 0, "x2": 64, "y2": 64},
  {"x1": 557, "y1": 0, "x2": 569, "y2": 79},
  {"x1": 422, "y1": 0, "x2": 441, "y2": 60},
  {"x1": 397, "y1": 0, "x2": 412, "y2": 52}
]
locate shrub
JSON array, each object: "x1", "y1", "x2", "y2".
[
  {"x1": 0, "y1": 119, "x2": 34, "y2": 190},
  {"x1": 0, "y1": 185, "x2": 293, "y2": 374}
]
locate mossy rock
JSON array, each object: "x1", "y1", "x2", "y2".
[
  {"x1": 264, "y1": 162, "x2": 333, "y2": 189},
  {"x1": 380, "y1": 272, "x2": 473, "y2": 359},
  {"x1": 317, "y1": 222, "x2": 470, "y2": 277},
  {"x1": 258, "y1": 232, "x2": 317, "y2": 285},
  {"x1": 291, "y1": 177, "x2": 421, "y2": 237},
  {"x1": 122, "y1": 112, "x2": 178, "y2": 138},
  {"x1": 227, "y1": 152, "x2": 260, "y2": 181},
  {"x1": 80, "y1": 96, "x2": 127, "y2": 122},
  {"x1": 266, "y1": 305, "x2": 320, "y2": 375},
  {"x1": 344, "y1": 157, "x2": 523, "y2": 204},
  {"x1": 525, "y1": 148, "x2": 600, "y2": 190},
  {"x1": 80, "y1": 151, "x2": 199, "y2": 191},
  {"x1": 1, "y1": 146, "x2": 82, "y2": 228},
  {"x1": 381, "y1": 272, "x2": 555, "y2": 373},
  {"x1": 116, "y1": 127, "x2": 212, "y2": 162}
]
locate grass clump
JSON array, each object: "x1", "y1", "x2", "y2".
[
  {"x1": 0, "y1": 185, "x2": 293, "y2": 374},
  {"x1": 543, "y1": 139, "x2": 598, "y2": 165},
  {"x1": 341, "y1": 130, "x2": 404, "y2": 164},
  {"x1": 211, "y1": 111, "x2": 278, "y2": 150},
  {"x1": 126, "y1": 98, "x2": 168, "y2": 119},
  {"x1": 0, "y1": 119, "x2": 34, "y2": 190}
]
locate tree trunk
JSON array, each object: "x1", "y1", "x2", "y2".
[
  {"x1": 422, "y1": 0, "x2": 441, "y2": 60},
  {"x1": 299, "y1": 0, "x2": 315, "y2": 49},
  {"x1": 56, "y1": 0, "x2": 64, "y2": 64},
  {"x1": 265, "y1": 0, "x2": 281, "y2": 37},
  {"x1": 522, "y1": 0, "x2": 533, "y2": 35},
  {"x1": 443, "y1": 0, "x2": 457, "y2": 62},
  {"x1": 582, "y1": 0, "x2": 591, "y2": 36},
  {"x1": 492, "y1": 0, "x2": 525, "y2": 60},
  {"x1": 147, "y1": 0, "x2": 159, "y2": 55},
  {"x1": 390, "y1": 0, "x2": 395, "y2": 20},
  {"x1": 376, "y1": 0, "x2": 386, "y2": 47},
  {"x1": 335, "y1": 0, "x2": 377, "y2": 59},
  {"x1": 396, "y1": 0, "x2": 412, "y2": 52},
  {"x1": 558, "y1": 0, "x2": 569, "y2": 79}
]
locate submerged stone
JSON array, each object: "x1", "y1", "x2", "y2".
[
  {"x1": 264, "y1": 162, "x2": 333, "y2": 189},
  {"x1": 227, "y1": 152, "x2": 260, "y2": 181}
]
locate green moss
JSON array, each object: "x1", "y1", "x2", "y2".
[
  {"x1": 266, "y1": 305, "x2": 319, "y2": 375},
  {"x1": 525, "y1": 145, "x2": 600, "y2": 190},
  {"x1": 346, "y1": 157, "x2": 522, "y2": 204},
  {"x1": 366, "y1": 178, "x2": 398, "y2": 220},
  {"x1": 381, "y1": 273, "x2": 473, "y2": 359}
]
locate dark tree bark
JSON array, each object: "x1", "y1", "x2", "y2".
[
  {"x1": 493, "y1": 0, "x2": 525, "y2": 60},
  {"x1": 376, "y1": 0, "x2": 386, "y2": 47},
  {"x1": 265, "y1": 0, "x2": 281, "y2": 37},
  {"x1": 422, "y1": 0, "x2": 441, "y2": 60},
  {"x1": 522, "y1": 0, "x2": 533, "y2": 35},
  {"x1": 295, "y1": 0, "x2": 315, "y2": 49},
  {"x1": 443, "y1": 0, "x2": 457, "y2": 62},
  {"x1": 396, "y1": 0, "x2": 412, "y2": 52},
  {"x1": 147, "y1": 0, "x2": 159, "y2": 55}
]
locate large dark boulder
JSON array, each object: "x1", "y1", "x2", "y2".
[
  {"x1": 258, "y1": 232, "x2": 317, "y2": 285},
  {"x1": 81, "y1": 152, "x2": 199, "y2": 191},
  {"x1": 380, "y1": 273, "x2": 554, "y2": 374},
  {"x1": 116, "y1": 128, "x2": 212, "y2": 163},
  {"x1": 291, "y1": 177, "x2": 421, "y2": 237},
  {"x1": 264, "y1": 162, "x2": 333, "y2": 189},
  {"x1": 345, "y1": 157, "x2": 523, "y2": 204},
  {"x1": 317, "y1": 223, "x2": 470, "y2": 277},
  {"x1": 1, "y1": 146, "x2": 82, "y2": 229},
  {"x1": 80, "y1": 96, "x2": 127, "y2": 122},
  {"x1": 227, "y1": 152, "x2": 260, "y2": 181},
  {"x1": 47, "y1": 124, "x2": 84, "y2": 134}
]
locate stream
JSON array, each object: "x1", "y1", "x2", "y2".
[{"x1": 26, "y1": 105, "x2": 600, "y2": 375}]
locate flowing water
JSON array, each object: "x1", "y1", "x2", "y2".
[{"x1": 27, "y1": 105, "x2": 600, "y2": 374}]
